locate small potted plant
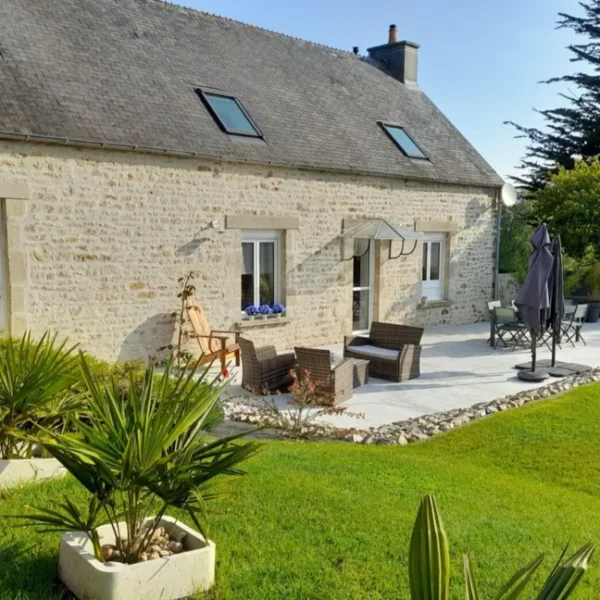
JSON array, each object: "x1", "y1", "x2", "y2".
[
  {"x1": 258, "y1": 304, "x2": 272, "y2": 319},
  {"x1": 0, "y1": 332, "x2": 80, "y2": 488},
  {"x1": 17, "y1": 357, "x2": 258, "y2": 600},
  {"x1": 272, "y1": 303, "x2": 286, "y2": 318},
  {"x1": 244, "y1": 304, "x2": 258, "y2": 320}
]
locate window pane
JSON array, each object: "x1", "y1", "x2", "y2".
[
  {"x1": 384, "y1": 125, "x2": 427, "y2": 158},
  {"x1": 205, "y1": 94, "x2": 258, "y2": 135},
  {"x1": 353, "y1": 240, "x2": 370, "y2": 287},
  {"x1": 353, "y1": 289, "x2": 370, "y2": 331},
  {"x1": 430, "y1": 242, "x2": 441, "y2": 281},
  {"x1": 422, "y1": 242, "x2": 428, "y2": 281},
  {"x1": 241, "y1": 243, "x2": 254, "y2": 309},
  {"x1": 259, "y1": 242, "x2": 275, "y2": 305}
]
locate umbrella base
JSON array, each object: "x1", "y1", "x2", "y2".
[
  {"x1": 515, "y1": 360, "x2": 591, "y2": 376},
  {"x1": 517, "y1": 370, "x2": 550, "y2": 382},
  {"x1": 547, "y1": 367, "x2": 572, "y2": 378}
]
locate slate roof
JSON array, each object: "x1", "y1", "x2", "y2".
[{"x1": 0, "y1": 0, "x2": 503, "y2": 187}]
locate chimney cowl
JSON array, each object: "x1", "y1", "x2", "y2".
[{"x1": 388, "y1": 24, "x2": 398, "y2": 44}]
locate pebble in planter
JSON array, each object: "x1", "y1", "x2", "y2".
[{"x1": 59, "y1": 517, "x2": 215, "y2": 600}]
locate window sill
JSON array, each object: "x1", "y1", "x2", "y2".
[
  {"x1": 417, "y1": 299, "x2": 453, "y2": 310},
  {"x1": 235, "y1": 316, "x2": 291, "y2": 329}
]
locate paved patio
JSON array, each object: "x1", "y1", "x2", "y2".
[{"x1": 223, "y1": 321, "x2": 600, "y2": 430}]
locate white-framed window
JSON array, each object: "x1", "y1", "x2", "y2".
[
  {"x1": 421, "y1": 233, "x2": 446, "y2": 301},
  {"x1": 241, "y1": 230, "x2": 281, "y2": 311}
]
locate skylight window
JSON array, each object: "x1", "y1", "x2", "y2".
[
  {"x1": 198, "y1": 90, "x2": 262, "y2": 137},
  {"x1": 380, "y1": 123, "x2": 427, "y2": 159}
]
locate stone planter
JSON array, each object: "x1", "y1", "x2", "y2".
[
  {"x1": 0, "y1": 457, "x2": 66, "y2": 488},
  {"x1": 58, "y1": 515, "x2": 215, "y2": 600}
]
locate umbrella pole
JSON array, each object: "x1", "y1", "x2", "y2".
[
  {"x1": 551, "y1": 238, "x2": 559, "y2": 367},
  {"x1": 531, "y1": 332, "x2": 537, "y2": 372}
]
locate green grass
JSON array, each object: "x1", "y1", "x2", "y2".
[{"x1": 3, "y1": 383, "x2": 600, "y2": 599}]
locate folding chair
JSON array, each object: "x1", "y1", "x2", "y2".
[
  {"x1": 561, "y1": 303, "x2": 588, "y2": 347},
  {"x1": 493, "y1": 307, "x2": 527, "y2": 349},
  {"x1": 487, "y1": 300, "x2": 501, "y2": 346}
]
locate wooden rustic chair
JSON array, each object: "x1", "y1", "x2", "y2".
[
  {"x1": 185, "y1": 299, "x2": 240, "y2": 371},
  {"x1": 344, "y1": 321, "x2": 424, "y2": 382},
  {"x1": 294, "y1": 347, "x2": 354, "y2": 405},
  {"x1": 238, "y1": 337, "x2": 296, "y2": 394}
]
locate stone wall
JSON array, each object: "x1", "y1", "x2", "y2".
[
  {"x1": 0, "y1": 141, "x2": 498, "y2": 360},
  {"x1": 497, "y1": 273, "x2": 520, "y2": 306}
]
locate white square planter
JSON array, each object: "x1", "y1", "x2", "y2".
[
  {"x1": 58, "y1": 515, "x2": 216, "y2": 600},
  {"x1": 0, "y1": 458, "x2": 66, "y2": 488}
]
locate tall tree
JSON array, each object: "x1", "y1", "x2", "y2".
[{"x1": 508, "y1": 1, "x2": 600, "y2": 189}]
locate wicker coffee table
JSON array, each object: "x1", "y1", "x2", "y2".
[{"x1": 352, "y1": 359, "x2": 369, "y2": 387}]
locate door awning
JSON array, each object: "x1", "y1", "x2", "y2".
[
  {"x1": 340, "y1": 218, "x2": 423, "y2": 241},
  {"x1": 340, "y1": 218, "x2": 422, "y2": 258}
]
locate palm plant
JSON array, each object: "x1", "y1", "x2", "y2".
[
  {"x1": 313, "y1": 495, "x2": 594, "y2": 599},
  {"x1": 0, "y1": 332, "x2": 79, "y2": 459},
  {"x1": 19, "y1": 356, "x2": 259, "y2": 564}
]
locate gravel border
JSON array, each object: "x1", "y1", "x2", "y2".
[{"x1": 221, "y1": 369, "x2": 600, "y2": 445}]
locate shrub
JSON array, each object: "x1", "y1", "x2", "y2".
[
  {"x1": 312, "y1": 495, "x2": 594, "y2": 599},
  {"x1": 531, "y1": 158, "x2": 600, "y2": 260},
  {"x1": 0, "y1": 332, "x2": 80, "y2": 460},
  {"x1": 499, "y1": 205, "x2": 533, "y2": 284},
  {"x1": 19, "y1": 356, "x2": 258, "y2": 564}
]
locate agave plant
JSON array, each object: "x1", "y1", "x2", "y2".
[
  {"x1": 0, "y1": 332, "x2": 80, "y2": 459},
  {"x1": 312, "y1": 495, "x2": 594, "y2": 599},
  {"x1": 18, "y1": 355, "x2": 259, "y2": 564}
]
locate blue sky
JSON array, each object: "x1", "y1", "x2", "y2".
[{"x1": 181, "y1": 0, "x2": 579, "y2": 180}]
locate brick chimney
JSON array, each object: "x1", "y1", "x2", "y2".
[{"x1": 367, "y1": 24, "x2": 419, "y2": 86}]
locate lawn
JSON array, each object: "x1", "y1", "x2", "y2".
[{"x1": 2, "y1": 382, "x2": 600, "y2": 599}]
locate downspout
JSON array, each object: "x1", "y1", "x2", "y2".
[{"x1": 493, "y1": 188, "x2": 502, "y2": 300}]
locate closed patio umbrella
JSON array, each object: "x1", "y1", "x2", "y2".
[{"x1": 514, "y1": 224, "x2": 554, "y2": 381}]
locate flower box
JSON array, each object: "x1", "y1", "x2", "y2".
[
  {"x1": 58, "y1": 515, "x2": 215, "y2": 600},
  {"x1": 0, "y1": 458, "x2": 66, "y2": 488}
]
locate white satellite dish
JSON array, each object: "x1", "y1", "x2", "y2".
[{"x1": 500, "y1": 183, "x2": 518, "y2": 207}]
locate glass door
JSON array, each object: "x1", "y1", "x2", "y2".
[{"x1": 352, "y1": 239, "x2": 374, "y2": 333}]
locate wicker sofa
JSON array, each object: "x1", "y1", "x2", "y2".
[
  {"x1": 343, "y1": 321, "x2": 424, "y2": 382},
  {"x1": 295, "y1": 347, "x2": 354, "y2": 404},
  {"x1": 238, "y1": 337, "x2": 296, "y2": 394}
]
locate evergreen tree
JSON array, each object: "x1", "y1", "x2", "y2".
[{"x1": 508, "y1": 1, "x2": 600, "y2": 189}]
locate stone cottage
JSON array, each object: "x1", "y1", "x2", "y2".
[{"x1": 0, "y1": 0, "x2": 503, "y2": 361}]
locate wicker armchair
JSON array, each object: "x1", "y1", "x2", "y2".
[
  {"x1": 294, "y1": 347, "x2": 354, "y2": 405},
  {"x1": 238, "y1": 337, "x2": 296, "y2": 394},
  {"x1": 344, "y1": 321, "x2": 424, "y2": 382}
]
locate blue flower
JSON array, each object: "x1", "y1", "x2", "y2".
[
  {"x1": 258, "y1": 304, "x2": 273, "y2": 315},
  {"x1": 244, "y1": 304, "x2": 258, "y2": 316},
  {"x1": 272, "y1": 303, "x2": 286, "y2": 314}
]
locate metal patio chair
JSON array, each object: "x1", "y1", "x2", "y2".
[
  {"x1": 487, "y1": 300, "x2": 501, "y2": 346},
  {"x1": 561, "y1": 303, "x2": 589, "y2": 347},
  {"x1": 492, "y1": 307, "x2": 529, "y2": 349}
]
